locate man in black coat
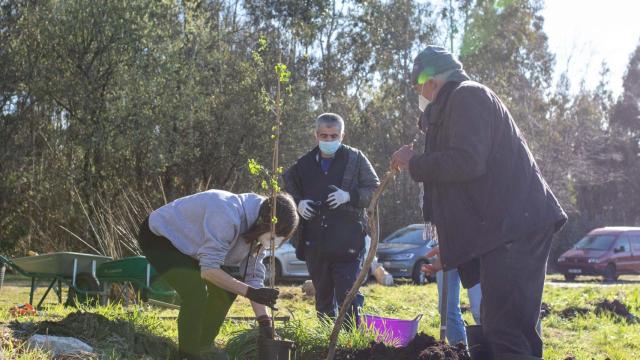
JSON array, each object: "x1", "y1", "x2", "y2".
[
  {"x1": 391, "y1": 46, "x2": 567, "y2": 360},
  {"x1": 284, "y1": 113, "x2": 379, "y2": 324}
]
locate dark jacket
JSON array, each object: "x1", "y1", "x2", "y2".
[
  {"x1": 284, "y1": 145, "x2": 380, "y2": 260},
  {"x1": 409, "y1": 80, "x2": 567, "y2": 272}
]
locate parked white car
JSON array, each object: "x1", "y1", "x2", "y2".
[{"x1": 263, "y1": 236, "x2": 377, "y2": 280}]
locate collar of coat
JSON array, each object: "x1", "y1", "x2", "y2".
[{"x1": 419, "y1": 80, "x2": 464, "y2": 130}]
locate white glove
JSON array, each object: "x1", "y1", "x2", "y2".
[
  {"x1": 327, "y1": 188, "x2": 350, "y2": 209},
  {"x1": 297, "y1": 200, "x2": 316, "y2": 220}
]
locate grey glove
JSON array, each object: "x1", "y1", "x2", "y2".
[
  {"x1": 327, "y1": 187, "x2": 350, "y2": 209},
  {"x1": 297, "y1": 200, "x2": 316, "y2": 220}
]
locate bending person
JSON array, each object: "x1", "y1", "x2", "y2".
[{"x1": 138, "y1": 190, "x2": 299, "y2": 360}]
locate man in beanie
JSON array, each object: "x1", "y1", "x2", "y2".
[{"x1": 391, "y1": 46, "x2": 567, "y2": 359}]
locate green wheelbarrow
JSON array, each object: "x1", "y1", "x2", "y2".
[
  {"x1": 96, "y1": 256, "x2": 178, "y2": 306},
  {"x1": 0, "y1": 253, "x2": 177, "y2": 309},
  {"x1": 0, "y1": 252, "x2": 112, "y2": 309}
]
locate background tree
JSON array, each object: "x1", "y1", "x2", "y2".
[{"x1": 1, "y1": 0, "x2": 638, "y2": 266}]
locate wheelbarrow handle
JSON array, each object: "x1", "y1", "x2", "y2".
[{"x1": 0, "y1": 255, "x2": 29, "y2": 277}]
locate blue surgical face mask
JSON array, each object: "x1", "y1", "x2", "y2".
[{"x1": 319, "y1": 140, "x2": 341, "y2": 155}]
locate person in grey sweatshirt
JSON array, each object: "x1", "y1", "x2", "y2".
[{"x1": 138, "y1": 190, "x2": 299, "y2": 360}]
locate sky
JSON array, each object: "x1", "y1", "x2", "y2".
[{"x1": 542, "y1": 0, "x2": 640, "y2": 96}]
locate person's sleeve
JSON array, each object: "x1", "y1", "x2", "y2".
[
  {"x1": 350, "y1": 152, "x2": 380, "y2": 208},
  {"x1": 241, "y1": 248, "x2": 267, "y2": 288},
  {"x1": 283, "y1": 162, "x2": 302, "y2": 204},
  {"x1": 458, "y1": 258, "x2": 480, "y2": 289},
  {"x1": 422, "y1": 184, "x2": 434, "y2": 222},
  {"x1": 198, "y1": 207, "x2": 240, "y2": 270},
  {"x1": 408, "y1": 86, "x2": 493, "y2": 183}
]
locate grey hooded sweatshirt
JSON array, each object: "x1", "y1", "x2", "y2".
[{"x1": 148, "y1": 189, "x2": 267, "y2": 288}]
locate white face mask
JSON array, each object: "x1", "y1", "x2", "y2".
[
  {"x1": 258, "y1": 232, "x2": 285, "y2": 250},
  {"x1": 418, "y1": 83, "x2": 430, "y2": 112}
]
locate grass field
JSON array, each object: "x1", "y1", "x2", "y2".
[{"x1": 1, "y1": 274, "x2": 639, "y2": 359}]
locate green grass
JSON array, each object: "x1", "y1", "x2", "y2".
[{"x1": 1, "y1": 275, "x2": 640, "y2": 359}]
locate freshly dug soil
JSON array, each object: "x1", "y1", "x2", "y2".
[
  {"x1": 332, "y1": 333, "x2": 470, "y2": 360},
  {"x1": 558, "y1": 306, "x2": 590, "y2": 319},
  {"x1": 11, "y1": 311, "x2": 178, "y2": 359},
  {"x1": 557, "y1": 299, "x2": 639, "y2": 323},
  {"x1": 595, "y1": 299, "x2": 640, "y2": 323}
]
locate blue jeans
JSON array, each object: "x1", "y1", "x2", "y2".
[{"x1": 436, "y1": 269, "x2": 482, "y2": 345}]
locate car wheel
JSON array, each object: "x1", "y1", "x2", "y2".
[
  {"x1": 603, "y1": 264, "x2": 618, "y2": 282},
  {"x1": 412, "y1": 260, "x2": 428, "y2": 285},
  {"x1": 564, "y1": 274, "x2": 576, "y2": 282},
  {"x1": 263, "y1": 258, "x2": 282, "y2": 282}
]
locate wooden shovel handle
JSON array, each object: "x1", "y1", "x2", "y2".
[{"x1": 325, "y1": 169, "x2": 398, "y2": 360}]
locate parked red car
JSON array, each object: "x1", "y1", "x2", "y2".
[{"x1": 557, "y1": 227, "x2": 640, "y2": 281}]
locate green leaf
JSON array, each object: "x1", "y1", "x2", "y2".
[
  {"x1": 248, "y1": 159, "x2": 264, "y2": 176},
  {"x1": 258, "y1": 36, "x2": 268, "y2": 52}
]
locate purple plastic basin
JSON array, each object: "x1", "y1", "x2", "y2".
[{"x1": 363, "y1": 313, "x2": 423, "y2": 347}]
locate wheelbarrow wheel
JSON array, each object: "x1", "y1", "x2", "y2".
[{"x1": 66, "y1": 272, "x2": 100, "y2": 307}]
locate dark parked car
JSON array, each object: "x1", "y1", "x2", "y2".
[
  {"x1": 557, "y1": 227, "x2": 640, "y2": 281},
  {"x1": 376, "y1": 224, "x2": 435, "y2": 284}
]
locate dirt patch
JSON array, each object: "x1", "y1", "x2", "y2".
[
  {"x1": 595, "y1": 299, "x2": 640, "y2": 323},
  {"x1": 331, "y1": 333, "x2": 469, "y2": 360},
  {"x1": 558, "y1": 306, "x2": 590, "y2": 319},
  {"x1": 556, "y1": 299, "x2": 639, "y2": 323},
  {"x1": 298, "y1": 333, "x2": 469, "y2": 360},
  {"x1": 10, "y1": 311, "x2": 178, "y2": 359}
]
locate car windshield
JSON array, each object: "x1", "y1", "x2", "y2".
[
  {"x1": 574, "y1": 235, "x2": 616, "y2": 250},
  {"x1": 384, "y1": 228, "x2": 425, "y2": 245}
]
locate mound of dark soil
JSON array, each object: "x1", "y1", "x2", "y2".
[
  {"x1": 558, "y1": 306, "x2": 590, "y2": 319},
  {"x1": 556, "y1": 299, "x2": 639, "y2": 323},
  {"x1": 11, "y1": 311, "x2": 178, "y2": 359},
  {"x1": 595, "y1": 299, "x2": 640, "y2": 323},
  {"x1": 335, "y1": 333, "x2": 470, "y2": 360}
]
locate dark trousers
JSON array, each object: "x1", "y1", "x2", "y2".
[
  {"x1": 305, "y1": 246, "x2": 364, "y2": 324},
  {"x1": 138, "y1": 218, "x2": 237, "y2": 358},
  {"x1": 479, "y1": 225, "x2": 554, "y2": 360}
]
